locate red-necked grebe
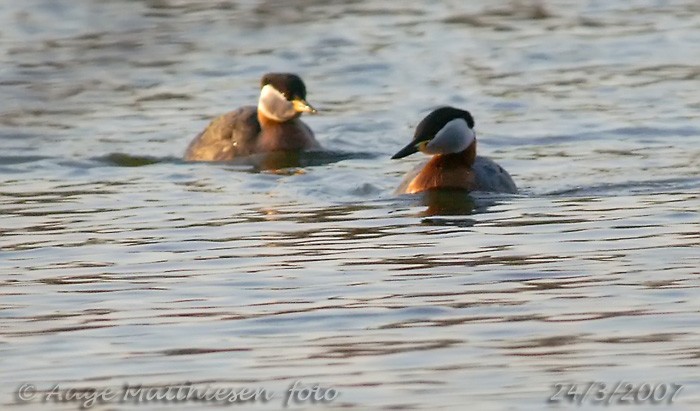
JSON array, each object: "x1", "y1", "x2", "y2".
[
  {"x1": 392, "y1": 106, "x2": 517, "y2": 194},
  {"x1": 185, "y1": 73, "x2": 319, "y2": 161}
]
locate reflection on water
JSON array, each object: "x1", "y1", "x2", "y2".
[
  {"x1": 1, "y1": 0, "x2": 700, "y2": 410},
  {"x1": 415, "y1": 189, "x2": 514, "y2": 217},
  {"x1": 100, "y1": 150, "x2": 376, "y2": 171}
]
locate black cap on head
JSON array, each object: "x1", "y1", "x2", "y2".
[
  {"x1": 391, "y1": 106, "x2": 475, "y2": 160},
  {"x1": 260, "y1": 73, "x2": 307, "y2": 101},
  {"x1": 413, "y1": 106, "x2": 474, "y2": 139}
]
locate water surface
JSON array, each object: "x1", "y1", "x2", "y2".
[{"x1": 1, "y1": 0, "x2": 699, "y2": 410}]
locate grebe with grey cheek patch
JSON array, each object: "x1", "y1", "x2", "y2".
[
  {"x1": 185, "y1": 73, "x2": 320, "y2": 162},
  {"x1": 392, "y1": 106, "x2": 517, "y2": 194}
]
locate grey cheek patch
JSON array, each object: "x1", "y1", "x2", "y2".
[
  {"x1": 258, "y1": 85, "x2": 296, "y2": 122},
  {"x1": 425, "y1": 118, "x2": 474, "y2": 155}
]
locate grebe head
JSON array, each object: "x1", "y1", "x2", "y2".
[
  {"x1": 258, "y1": 73, "x2": 317, "y2": 122},
  {"x1": 392, "y1": 106, "x2": 476, "y2": 159}
]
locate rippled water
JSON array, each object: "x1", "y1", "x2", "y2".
[{"x1": 1, "y1": 0, "x2": 699, "y2": 410}]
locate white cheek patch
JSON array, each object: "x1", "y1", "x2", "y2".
[
  {"x1": 258, "y1": 84, "x2": 296, "y2": 122},
  {"x1": 424, "y1": 118, "x2": 475, "y2": 155}
]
